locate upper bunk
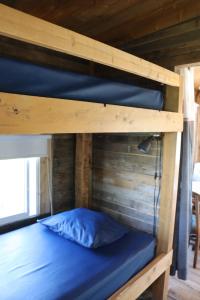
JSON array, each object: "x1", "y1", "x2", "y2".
[
  {"x1": 0, "y1": 57, "x2": 164, "y2": 111},
  {"x1": 0, "y1": 4, "x2": 183, "y2": 134}
]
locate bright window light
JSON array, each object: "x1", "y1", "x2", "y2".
[{"x1": 0, "y1": 157, "x2": 39, "y2": 225}]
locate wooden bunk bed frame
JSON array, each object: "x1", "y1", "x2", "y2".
[{"x1": 0, "y1": 4, "x2": 183, "y2": 300}]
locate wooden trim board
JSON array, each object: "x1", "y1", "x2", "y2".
[
  {"x1": 75, "y1": 134, "x2": 92, "y2": 208},
  {"x1": 0, "y1": 93, "x2": 183, "y2": 134},
  {"x1": 0, "y1": 4, "x2": 180, "y2": 87},
  {"x1": 109, "y1": 251, "x2": 173, "y2": 300},
  {"x1": 151, "y1": 132, "x2": 182, "y2": 300},
  {"x1": 151, "y1": 80, "x2": 183, "y2": 300}
]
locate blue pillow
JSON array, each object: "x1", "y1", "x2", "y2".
[{"x1": 38, "y1": 208, "x2": 128, "y2": 248}]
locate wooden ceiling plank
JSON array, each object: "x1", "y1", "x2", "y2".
[
  {"x1": 131, "y1": 29, "x2": 200, "y2": 55},
  {"x1": 124, "y1": 16, "x2": 200, "y2": 50},
  {"x1": 100, "y1": 0, "x2": 200, "y2": 47},
  {"x1": 0, "y1": 4, "x2": 180, "y2": 86},
  {"x1": 136, "y1": 36, "x2": 200, "y2": 68},
  {"x1": 83, "y1": 0, "x2": 168, "y2": 38}
]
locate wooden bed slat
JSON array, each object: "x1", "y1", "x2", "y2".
[
  {"x1": 109, "y1": 251, "x2": 173, "y2": 300},
  {"x1": 0, "y1": 4, "x2": 180, "y2": 87},
  {"x1": 0, "y1": 93, "x2": 183, "y2": 134}
]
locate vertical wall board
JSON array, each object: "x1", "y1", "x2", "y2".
[
  {"x1": 52, "y1": 134, "x2": 75, "y2": 212},
  {"x1": 75, "y1": 134, "x2": 93, "y2": 208},
  {"x1": 40, "y1": 157, "x2": 50, "y2": 214}
]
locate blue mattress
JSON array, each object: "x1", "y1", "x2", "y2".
[
  {"x1": 0, "y1": 223, "x2": 155, "y2": 300},
  {"x1": 0, "y1": 57, "x2": 163, "y2": 110}
]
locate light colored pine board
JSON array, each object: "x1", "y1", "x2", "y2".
[
  {"x1": 0, "y1": 93, "x2": 183, "y2": 134},
  {"x1": 152, "y1": 132, "x2": 182, "y2": 300},
  {"x1": 151, "y1": 78, "x2": 183, "y2": 300},
  {"x1": 0, "y1": 4, "x2": 180, "y2": 87},
  {"x1": 109, "y1": 251, "x2": 173, "y2": 300},
  {"x1": 157, "y1": 132, "x2": 182, "y2": 254}
]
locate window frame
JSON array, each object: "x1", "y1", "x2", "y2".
[{"x1": 0, "y1": 157, "x2": 40, "y2": 226}]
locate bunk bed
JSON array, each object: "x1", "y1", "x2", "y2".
[{"x1": 0, "y1": 4, "x2": 183, "y2": 300}]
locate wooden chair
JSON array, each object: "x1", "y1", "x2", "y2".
[{"x1": 192, "y1": 193, "x2": 200, "y2": 268}]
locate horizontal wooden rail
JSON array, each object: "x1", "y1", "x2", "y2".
[
  {"x1": 0, "y1": 4, "x2": 180, "y2": 87},
  {"x1": 0, "y1": 93, "x2": 183, "y2": 134},
  {"x1": 109, "y1": 251, "x2": 173, "y2": 300}
]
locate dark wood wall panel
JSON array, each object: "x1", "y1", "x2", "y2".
[
  {"x1": 92, "y1": 134, "x2": 160, "y2": 233},
  {"x1": 51, "y1": 133, "x2": 161, "y2": 234},
  {"x1": 52, "y1": 134, "x2": 75, "y2": 213}
]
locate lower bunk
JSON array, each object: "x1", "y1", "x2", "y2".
[
  {"x1": 0, "y1": 208, "x2": 173, "y2": 300},
  {"x1": 0, "y1": 221, "x2": 155, "y2": 300}
]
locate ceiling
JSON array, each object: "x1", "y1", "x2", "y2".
[{"x1": 1, "y1": 0, "x2": 200, "y2": 69}]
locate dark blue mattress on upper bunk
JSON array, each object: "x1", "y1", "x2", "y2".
[
  {"x1": 0, "y1": 223, "x2": 155, "y2": 300},
  {"x1": 0, "y1": 57, "x2": 163, "y2": 110}
]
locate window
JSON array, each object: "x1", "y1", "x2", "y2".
[{"x1": 0, "y1": 157, "x2": 40, "y2": 225}]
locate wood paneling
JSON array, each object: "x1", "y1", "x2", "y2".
[
  {"x1": 52, "y1": 134, "x2": 75, "y2": 212},
  {"x1": 93, "y1": 134, "x2": 161, "y2": 233},
  {"x1": 1, "y1": 0, "x2": 199, "y2": 48},
  {"x1": 126, "y1": 16, "x2": 200, "y2": 69},
  {"x1": 75, "y1": 134, "x2": 92, "y2": 208},
  {"x1": 40, "y1": 157, "x2": 50, "y2": 214},
  {"x1": 194, "y1": 106, "x2": 200, "y2": 162}
]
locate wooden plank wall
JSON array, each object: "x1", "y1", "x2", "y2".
[
  {"x1": 52, "y1": 134, "x2": 75, "y2": 212},
  {"x1": 92, "y1": 133, "x2": 161, "y2": 233},
  {"x1": 51, "y1": 132, "x2": 161, "y2": 234}
]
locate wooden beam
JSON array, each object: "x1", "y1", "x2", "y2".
[
  {"x1": 0, "y1": 93, "x2": 183, "y2": 134},
  {"x1": 75, "y1": 134, "x2": 92, "y2": 208},
  {"x1": 109, "y1": 251, "x2": 173, "y2": 300},
  {"x1": 151, "y1": 132, "x2": 182, "y2": 300},
  {"x1": 0, "y1": 4, "x2": 180, "y2": 86},
  {"x1": 154, "y1": 132, "x2": 181, "y2": 300},
  {"x1": 151, "y1": 81, "x2": 183, "y2": 299},
  {"x1": 165, "y1": 76, "x2": 184, "y2": 113}
]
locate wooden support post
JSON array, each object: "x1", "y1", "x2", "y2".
[
  {"x1": 152, "y1": 132, "x2": 181, "y2": 300},
  {"x1": 75, "y1": 134, "x2": 92, "y2": 208},
  {"x1": 151, "y1": 80, "x2": 183, "y2": 300}
]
